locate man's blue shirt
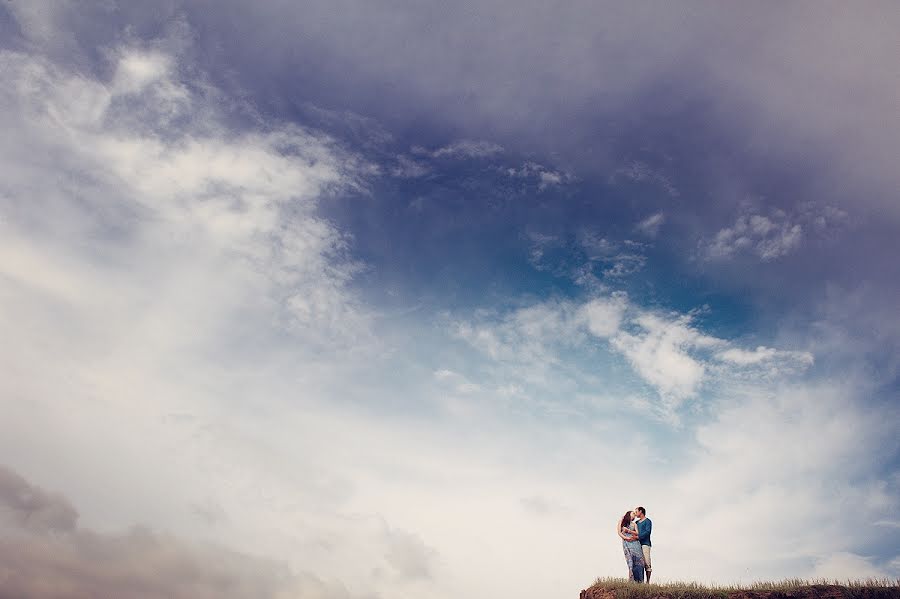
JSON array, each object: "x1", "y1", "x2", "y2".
[{"x1": 637, "y1": 518, "x2": 652, "y2": 547}]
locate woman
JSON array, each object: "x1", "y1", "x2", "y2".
[{"x1": 617, "y1": 510, "x2": 645, "y2": 582}]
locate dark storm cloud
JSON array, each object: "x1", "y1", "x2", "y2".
[
  {"x1": 6, "y1": 2, "x2": 897, "y2": 333},
  {"x1": 5, "y1": 1, "x2": 896, "y2": 251},
  {"x1": 10, "y1": 1, "x2": 895, "y2": 248},
  {"x1": 0, "y1": 466, "x2": 363, "y2": 599},
  {"x1": 8, "y1": 2, "x2": 897, "y2": 186},
  {"x1": 189, "y1": 3, "x2": 899, "y2": 209},
  {"x1": 0, "y1": 466, "x2": 78, "y2": 534}
]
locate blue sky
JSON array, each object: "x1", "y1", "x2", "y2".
[{"x1": 0, "y1": 3, "x2": 898, "y2": 598}]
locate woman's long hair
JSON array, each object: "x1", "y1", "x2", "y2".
[{"x1": 620, "y1": 510, "x2": 633, "y2": 530}]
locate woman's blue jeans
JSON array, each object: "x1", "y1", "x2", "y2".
[{"x1": 631, "y1": 562, "x2": 644, "y2": 582}]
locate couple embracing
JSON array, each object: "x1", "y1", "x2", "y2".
[{"x1": 617, "y1": 506, "x2": 652, "y2": 583}]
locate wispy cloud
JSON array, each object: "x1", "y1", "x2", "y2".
[
  {"x1": 392, "y1": 154, "x2": 431, "y2": 178},
  {"x1": 452, "y1": 292, "x2": 814, "y2": 420},
  {"x1": 300, "y1": 103, "x2": 395, "y2": 150},
  {"x1": 601, "y1": 253, "x2": 647, "y2": 277},
  {"x1": 715, "y1": 346, "x2": 814, "y2": 371},
  {"x1": 611, "y1": 161, "x2": 679, "y2": 197},
  {"x1": 665, "y1": 380, "x2": 900, "y2": 580},
  {"x1": 434, "y1": 368, "x2": 482, "y2": 394},
  {"x1": 1, "y1": 44, "x2": 372, "y2": 349},
  {"x1": 505, "y1": 161, "x2": 572, "y2": 191},
  {"x1": 452, "y1": 299, "x2": 587, "y2": 368},
  {"x1": 635, "y1": 212, "x2": 666, "y2": 238},
  {"x1": 525, "y1": 231, "x2": 648, "y2": 286},
  {"x1": 416, "y1": 139, "x2": 504, "y2": 159},
  {"x1": 609, "y1": 312, "x2": 724, "y2": 409},
  {"x1": 0, "y1": 38, "x2": 404, "y2": 599}
]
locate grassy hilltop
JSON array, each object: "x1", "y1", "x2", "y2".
[{"x1": 580, "y1": 577, "x2": 900, "y2": 599}]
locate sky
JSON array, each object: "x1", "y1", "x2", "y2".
[{"x1": 0, "y1": 2, "x2": 898, "y2": 598}]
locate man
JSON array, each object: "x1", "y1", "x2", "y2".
[{"x1": 634, "y1": 506, "x2": 652, "y2": 582}]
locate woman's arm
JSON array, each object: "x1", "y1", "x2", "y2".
[
  {"x1": 616, "y1": 523, "x2": 638, "y2": 541},
  {"x1": 627, "y1": 523, "x2": 639, "y2": 541}
]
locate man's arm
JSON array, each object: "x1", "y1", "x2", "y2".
[{"x1": 638, "y1": 519, "x2": 651, "y2": 544}]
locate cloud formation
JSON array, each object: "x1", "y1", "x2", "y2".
[
  {"x1": 452, "y1": 292, "x2": 814, "y2": 421},
  {"x1": 0, "y1": 5, "x2": 897, "y2": 598},
  {"x1": 613, "y1": 162, "x2": 679, "y2": 198},
  {"x1": 504, "y1": 161, "x2": 571, "y2": 191},
  {"x1": 665, "y1": 380, "x2": 900, "y2": 581},
  {"x1": 0, "y1": 467, "x2": 78, "y2": 534},
  {"x1": 0, "y1": 33, "x2": 395, "y2": 599},
  {"x1": 416, "y1": 139, "x2": 503, "y2": 159},
  {"x1": 382, "y1": 528, "x2": 438, "y2": 582},
  {"x1": 704, "y1": 211, "x2": 804, "y2": 262},
  {"x1": 634, "y1": 212, "x2": 666, "y2": 238},
  {"x1": 0, "y1": 41, "x2": 372, "y2": 350},
  {"x1": 0, "y1": 466, "x2": 360, "y2": 599},
  {"x1": 610, "y1": 312, "x2": 723, "y2": 406}
]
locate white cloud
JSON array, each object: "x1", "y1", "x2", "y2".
[
  {"x1": 524, "y1": 231, "x2": 559, "y2": 269},
  {"x1": 704, "y1": 202, "x2": 855, "y2": 263},
  {"x1": 452, "y1": 299, "x2": 586, "y2": 368},
  {"x1": 111, "y1": 48, "x2": 178, "y2": 95},
  {"x1": 1, "y1": 46, "x2": 371, "y2": 349},
  {"x1": 601, "y1": 253, "x2": 646, "y2": 277},
  {"x1": 610, "y1": 312, "x2": 723, "y2": 406},
  {"x1": 300, "y1": 104, "x2": 394, "y2": 150},
  {"x1": 716, "y1": 345, "x2": 779, "y2": 364},
  {"x1": 455, "y1": 293, "x2": 814, "y2": 418},
  {"x1": 660, "y1": 381, "x2": 900, "y2": 581},
  {"x1": 422, "y1": 139, "x2": 503, "y2": 159},
  {"x1": 538, "y1": 170, "x2": 562, "y2": 189},
  {"x1": 577, "y1": 231, "x2": 618, "y2": 258},
  {"x1": 0, "y1": 41, "x2": 406, "y2": 599},
  {"x1": 603, "y1": 310, "x2": 817, "y2": 410},
  {"x1": 635, "y1": 212, "x2": 665, "y2": 237},
  {"x1": 579, "y1": 293, "x2": 627, "y2": 338},
  {"x1": 715, "y1": 346, "x2": 814, "y2": 371},
  {"x1": 392, "y1": 154, "x2": 431, "y2": 178},
  {"x1": 704, "y1": 210, "x2": 804, "y2": 261},
  {"x1": 612, "y1": 161, "x2": 679, "y2": 197},
  {"x1": 800, "y1": 202, "x2": 850, "y2": 235},
  {"x1": 505, "y1": 161, "x2": 571, "y2": 191}
]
